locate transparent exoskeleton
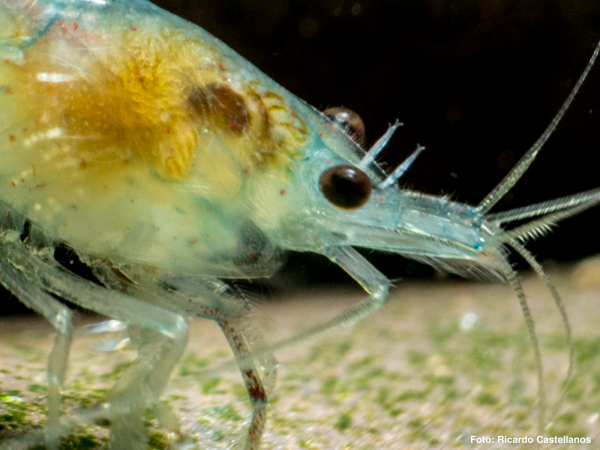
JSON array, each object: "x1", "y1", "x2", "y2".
[{"x1": 1, "y1": 0, "x2": 600, "y2": 448}]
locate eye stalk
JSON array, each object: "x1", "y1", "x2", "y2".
[
  {"x1": 319, "y1": 165, "x2": 372, "y2": 209},
  {"x1": 323, "y1": 107, "x2": 366, "y2": 146}
]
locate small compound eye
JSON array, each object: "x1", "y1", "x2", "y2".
[
  {"x1": 323, "y1": 107, "x2": 366, "y2": 146},
  {"x1": 319, "y1": 165, "x2": 372, "y2": 209}
]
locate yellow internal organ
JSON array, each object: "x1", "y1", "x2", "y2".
[
  {"x1": 9, "y1": 23, "x2": 308, "y2": 188},
  {"x1": 19, "y1": 27, "x2": 198, "y2": 180}
]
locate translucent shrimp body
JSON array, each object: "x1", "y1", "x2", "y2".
[
  {"x1": 0, "y1": 0, "x2": 321, "y2": 277},
  {"x1": 1, "y1": 0, "x2": 600, "y2": 448}
]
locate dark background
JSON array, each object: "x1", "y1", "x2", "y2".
[{"x1": 4, "y1": 0, "x2": 600, "y2": 313}]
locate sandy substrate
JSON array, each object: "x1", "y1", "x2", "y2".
[{"x1": 1, "y1": 261, "x2": 600, "y2": 449}]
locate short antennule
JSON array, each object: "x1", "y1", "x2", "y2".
[
  {"x1": 378, "y1": 144, "x2": 425, "y2": 189},
  {"x1": 358, "y1": 120, "x2": 403, "y2": 170},
  {"x1": 477, "y1": 40, "x2": 600, "y2": 214}
]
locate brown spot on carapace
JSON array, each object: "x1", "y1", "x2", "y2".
[
  {"x1": 188, "y1": 84, "x2": 251, "y2": 135},
  {"x1": 4, "y1": 22, "x2": 309, "y2": 194}
]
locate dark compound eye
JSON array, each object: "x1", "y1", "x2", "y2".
[
  {"x1": 323, "y1": 107, "x2": 366, "y2": 146},
  {"x1": 319, "y1": 165, "x2": 372, "y2": 209}
]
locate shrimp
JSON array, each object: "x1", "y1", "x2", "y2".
[{"x1": 0, "y1": 0, "x2": 599, "y2": 448}]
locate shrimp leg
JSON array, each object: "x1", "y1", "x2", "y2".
[
  {"x1": 98, "y1": 325, "x2": 188, "y2": 450},
  {"x1": 230, "y1": 246, "x2": 391, "y2": 355},
  {"x1": 84, "y1": 261, "x2": 276, "y2": 450},
  {"x1": 1, "y1": 231, "x2": 188, "y2": 450},
  {"x1": 0, "y1": 235, "x2": 72, "y2": 450}
]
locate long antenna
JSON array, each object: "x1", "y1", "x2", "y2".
[{"x1": 477, "y1": 40, "x2": 600, "y2": 215}]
